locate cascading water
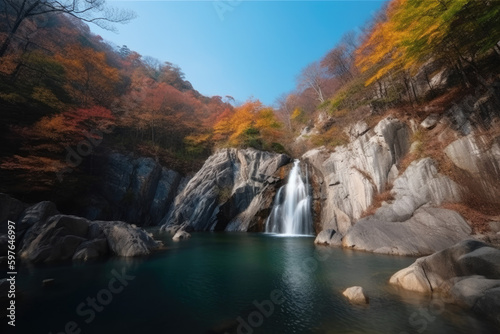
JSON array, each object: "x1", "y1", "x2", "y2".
[{"x1": 265, "y1": 159, "x2": 313, "y2": 235}]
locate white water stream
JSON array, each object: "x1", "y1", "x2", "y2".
[{"x1": 265, "y1": 159, "x2": 313, "y2": 235}]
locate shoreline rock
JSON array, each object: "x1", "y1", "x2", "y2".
[
  {"x1": 1, "y1": 194, "x2": 162, "y2": 264},
  {"x1": 389, "y1": 240, "x2": 500, "y2": 325}
]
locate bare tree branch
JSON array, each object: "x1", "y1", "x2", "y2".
[{"x1": 0, "y1": 0, "x2": 136, "y2": 57}]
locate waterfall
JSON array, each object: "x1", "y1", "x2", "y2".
[{"x1": 265, "y1": 159, "x2": 313, "y2": 236}]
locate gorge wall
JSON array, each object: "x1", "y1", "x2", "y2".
[
  {"x1": 160, "y1": 148, "x2": 291, "y2": 232},
  {"x1": 81, "y1": 153, "x2": 189, "y2": 226},
  {"x1": 309, "y1": 87, "x2": 500, "y2": 255}
]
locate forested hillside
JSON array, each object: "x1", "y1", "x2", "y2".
[
  {"x1": 0, "y1": 4, "x2": 237, "y2": 202},
  {"x1": 278, "y1": 0, "x2": 500, "y2": 152},
  {"x1": 1, "y1": 0, "x2": 500, "y2": 213}
]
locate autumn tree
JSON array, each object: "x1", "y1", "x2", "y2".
[
  {"x1": 55, "y1": 44, "x2": 120, "y2": 106},
  {"x1": 321, "y1": 31, "x2": 359, "y2": 85},
  {"x1": 356, "y1": 0, "x2": 500, "y2": 89},
  {"x1": 275, "y1": 93, "x2": 296, "y2": 130},
  {"x1": 0, "y1": 0, "x2": 135, "y2": 58},
  {"x1": 212, "y1": 100, "x2": 285, "y2": 151},
  {"x1": 297, "y1": 61, "x2": 329, "y2": 104}
]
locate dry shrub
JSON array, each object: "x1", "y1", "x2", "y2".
[
  {"x1": 360, "y1": 187, "x2": 394, "y2": 219},
  {"x1": 423, "y1": 87, "x2": 469, "y2": 115},
  {"x1": 441, "y1": 202, "x2": 500, "y2": 234},
  {"x1": 310, "y1": 125, "x2": 349, "y2": 149}
]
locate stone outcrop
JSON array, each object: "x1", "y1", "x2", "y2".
[
  {"x1": 0, "y1": 194, "x2": 162, "y2": 263},
  {"x1": 338, "y1": 157, "x2": 468, "y2": 255},
  {"x1": 161, "y1": 148, "x2": 291, "y2": 232},
  {"x1": 303, "y1": 117, "x2": 410, "y2": 235},
  {"x1": 446, "y1": 85, "x2": 500, "y2": 135},
  {"x1": 82, "y1": 152, "x2": 186, "y2": 226},
  {"x1": 342, "y1": 207, "x2": 471, "y2": 255},
  {"x1": 444, "y1": 134, "x2": 500, "y2": 204},
  {"x1": 342, "y1": 286, "x2": 369, "y2": 304},
  {"x1": 374, "y1": 158, "x2": 462, "y2": 223},
  {"x1": 304, "y1": 115, "x2": 478, "y2": 255},
  {"x1": 390, "y1": 240, "x2": 500, "y2": 325}
]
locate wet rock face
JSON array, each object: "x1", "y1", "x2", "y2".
[
  {"x1": 82, "y1": 152, "x2": 186, "y2": 226},
  {"x1": 161, "y1": 148, "x2": 291, "y2": 232}
]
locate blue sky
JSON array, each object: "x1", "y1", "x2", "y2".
[{"x1": 93, "y1": 1, "x2": 385, "y2": 105}]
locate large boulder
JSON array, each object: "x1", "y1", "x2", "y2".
[
  {"x1": 16, "y1": 205, "x2": 162, "y2": 263},
  {"x1": 98, "y1": 221, "x2": 161, "y2": 257},
  {"x1": 72, "y1": 238, "x2": 108, "y2": 261},
  {"x1": 19, "y1": 215, "x2": 89, "y2": 263},
  {"x1": 342, "y1": 207, "x2": 471, "y2": 256},
  {"x1": 390, "y1": 240, "x2": 500, "y2": 325},
  {"x1": 162, "y1": 148, "x2": 291, "y2": 232}
]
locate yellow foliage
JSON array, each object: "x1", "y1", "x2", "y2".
[
  {"x1": 31, "y1": 87, "x2": 65, "y2": 110},
  {"x1": 212, "y1": 100, "x2": 285, "y2": 149}
]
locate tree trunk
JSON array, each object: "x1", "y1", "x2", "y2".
[
  {"x1": 424, "y1": 69, "x2": 433, "y2": 93},
  {"x1": 455, "y1": 60, "x2": 470, "y2": 88}
]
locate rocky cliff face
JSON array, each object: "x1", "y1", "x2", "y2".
[
  {"x1": 304, "y1": 117, "x2": 410, "y2": 235},
  {"x1": 307, "y1": 90, "x2": 500, "y2": 255},
  {"x1": 161, "y1": 148, "x2": 291, "y2": 232},
  {"x1": 82, "y1": 152, "x2": 187, "y2": 226}
]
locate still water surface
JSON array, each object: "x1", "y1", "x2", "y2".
[{"x1": 12, "y1": 232, "x2": 498, "y2": 334}]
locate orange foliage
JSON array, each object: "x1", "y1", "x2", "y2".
[{"x1": 55, "y1": 44, "x2": 120, "y2": 106}]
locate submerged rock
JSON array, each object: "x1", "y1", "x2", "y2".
[
  {"x1": 42, "y1": 278, "x2": 55, "y2": 287},
  {"x1": 342, "y1": 286, "x2": 369, "y2": 304}
]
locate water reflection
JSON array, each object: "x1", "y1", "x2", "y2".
[
  {"x1": 280, "y1": 236, "x2": 320, "y2": 333},
  {"x1": 11, "y1": 233, "x2": 499, "y2": 334}
]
